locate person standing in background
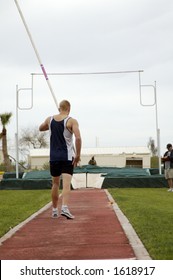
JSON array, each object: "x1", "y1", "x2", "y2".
[{"x1": 162, "y1": 143, "x2": 173, "y2": 192}]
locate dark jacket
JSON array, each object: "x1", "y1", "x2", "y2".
[{"x1": 163, "y1": 150, "x2": 173, "y2": 169}]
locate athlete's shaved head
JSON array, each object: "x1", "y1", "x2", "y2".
[{"x1": 59, "y1": 100, "x2": 71, "y2": 112}]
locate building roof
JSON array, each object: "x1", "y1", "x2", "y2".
[{"x1": 29, "y1": 146, "x2": 151, "y2": 157}]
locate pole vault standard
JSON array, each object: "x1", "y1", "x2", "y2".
[
  {"x1": 139, "y1": 73, "x2": 161, "y2": 175},
  {"x1": 14, "y1": 0, "x2": 59, "y2": 109}
]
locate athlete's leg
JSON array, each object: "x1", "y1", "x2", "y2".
[
  {"x1": 61, "y1": 173, "x2": 74, "y2": 219},
  {"x1": 52, "y1": 176, "x2": 60, "y2": 208},
  {"x1": 61, "y1": 173, "x2": 72, "y2": 206}
]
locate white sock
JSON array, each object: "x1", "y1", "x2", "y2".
[{"x1": 53, "y1": 207, "x2": 58, "y2": 211}]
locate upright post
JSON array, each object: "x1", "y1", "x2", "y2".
[
  {"x1": 15, "y1": 83, "x2": 33, "y2": 178},
  {"x1": 15, "y1": 85, "x2": 19, "y2": 179},
  {"x1": 154, "y1": 81, "x2": 162, "y2": 175}
]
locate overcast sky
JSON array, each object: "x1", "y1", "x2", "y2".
[{"x1": 1, "y1": 0, "x2": 173, "y2": 156}]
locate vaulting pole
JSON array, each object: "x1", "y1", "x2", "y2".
[{"x1": 14, "y1": 0, "x2": 59, "y2": 109}]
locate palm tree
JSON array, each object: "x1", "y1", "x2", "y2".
[{"x1": 0, "y1": 112, "x2": 12, "y2": 171}]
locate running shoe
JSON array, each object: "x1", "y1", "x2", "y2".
[
  {"x1": 52, "y1": 208, "x2": 58, "y2": 218},
  {"x1": 61, "y1": 207, "x2": 74, "y2": 219}
]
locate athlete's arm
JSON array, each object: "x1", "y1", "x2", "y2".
[
  {"x1": 39, "y1": 117, "x2": 51, "y2": 131},
  {"x1": 71, "y1": 119, "x2": 82, "y2": 166}
]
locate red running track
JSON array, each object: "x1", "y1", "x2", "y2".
[{"x1": 0, "y1": 189, "x2": 136, "y2": 260}]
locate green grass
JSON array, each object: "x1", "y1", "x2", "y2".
[
  {"x1": 0, "y1": 190, "x2": 50, "y2": 237},
  {"x1": 109, "y1": 188, "x2": 173, "y2": 260}
]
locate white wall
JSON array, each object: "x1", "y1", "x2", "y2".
[
  {"x1": 29, "y1": 156, "x2": 49, "y2": 169},
  {"x1": 79, "y1": 154, "x2": 150, "y2": 168},
  {"x1": 81, "y1": 154, "x2": 125, "y2": 167}
]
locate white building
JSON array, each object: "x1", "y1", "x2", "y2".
[{"x1": 28, "y1": 146, "x2": 151, "y2": 169}]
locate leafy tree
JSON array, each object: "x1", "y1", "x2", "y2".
[
  {"x1": 0, "y1": 112, "x2": 12, "y2": 171},
  {"x1": 19, "y1": 127, "x2": 49, "y2": 151}
]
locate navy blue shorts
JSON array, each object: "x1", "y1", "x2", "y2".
[{"x1": 50, "y1": 161, "x2": 74, "y2": 177}]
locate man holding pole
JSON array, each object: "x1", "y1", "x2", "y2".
[{"x1": 39, "y1": 100, "x2": 82, "y2": 219}]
